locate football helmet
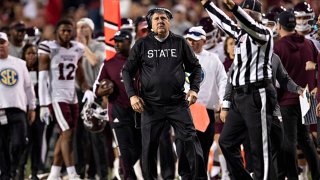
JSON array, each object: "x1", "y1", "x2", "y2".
[
  {"x1": 294, "y1": 2, "x2": 315, "y2": 32},
  {"x1": 198, "y1": 17, "x2": 220, "y2": 50},
  {"x1": 262, "y1": 6, "x2": 286, "y2": 37},
  {"x1": 81, "y1": 102, "x2": 109, "y2": 133},
  {"x1": 120, "y1": 18, "x2": 135, "y2": 31}
]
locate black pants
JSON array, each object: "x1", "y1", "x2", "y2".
[
  {"x1": 243, "y1": 115, "x2": 284, "y2": 177},
  {"x1": 111, "y1": 103, "x2": 142, "y2": 180},
  {"x1": 278, "y1": 105, "x2": 320, "y2": 180},
  {"x1": 74, "y1": 91, "x2": 110, "y2": 179},
  {"x1": 0, "y1": 108, "x2": 28, "y2": 180},
  {"x1": 219, "y1": 84, "x2": 276, "y2": 180},
  {"x1": 141, "y1": 101, "x2": 207, "y2": 180},
  {"x1": 159, "y1": 122, "x2": 176, "y2": 179},
  {"x1": 270, "y1": 116, "x2": 284, "y2": 179},
  {"x1": 19, "y1": 106, "x2": 46, "y2": 179},
  {"x1": 196, "y1": 109, "x2": 215, "y2": 171}
]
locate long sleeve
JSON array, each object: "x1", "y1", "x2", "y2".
[
  {"x1": 272, "y1": 53, "x2": 301, "y2": 94},
  {"x1": 203, "y1": 1, "x2": 240, "y2": 39},
  {"x1": 231, "y1": 5, "x2": 272, "y2": 44},
  {"x1": 182, "y1": 39, "x2": 202, "y2": 93},
  {"x1": 222, "y1": 63, "x2": 234, "y2": 108},
  {"x1": 122, "y1": 41, "x2": 141, "y2": 98},
  {"x1": 24, "y1": 65, "x2": 36, "y2": 110},
  {"x1": 93, "y1": 61, "x2": 108, "y2": 95},
  {"x1": 216, "y1": 60, "x2": 228, "y2": 105}
]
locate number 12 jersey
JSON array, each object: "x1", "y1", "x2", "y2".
[{"x1": 38, "y1": 40, "x2": 84, "y2": 104}]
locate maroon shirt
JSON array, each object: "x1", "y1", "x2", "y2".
[
  {"x1": 95, "y1": 53, "x2": 131, "y2": 109},
  {"x1": 223, "y1": 57, "x2": 233, "y2": 73},
  {"x1": 274, "y1": 33, "x2": 318, "y2": 106}
]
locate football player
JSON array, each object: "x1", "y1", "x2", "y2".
[{"x1": 38, "y1": 18, "x2": 95, "y2": 180}]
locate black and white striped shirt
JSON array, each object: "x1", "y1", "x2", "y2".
[{"x1": 203, "y1": 1, "x2": 273, "y2": 86}]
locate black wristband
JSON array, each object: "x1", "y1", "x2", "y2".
[{"x1": 222, "y1": 107, "x2": 229, "y2": 111}]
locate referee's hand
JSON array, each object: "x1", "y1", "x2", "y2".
[{"x1": 130, "y1": 95, "x2": 145, "y2": 113}]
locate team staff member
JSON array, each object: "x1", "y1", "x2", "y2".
[
  {"x1": 201, "y1": 0, "x2": 276, "y2": 179},
  {"x1": 184, "y1": 26, "x2": 227, "y2": 170},
  {"x1": 122, "y1": 8, "x2": 207, "y2": 180},
  {"x1": 0, "y1": 32, "x2": 36, "y2": 180},
  {"x1": 274, "y1": 11, "x2": 320, "y2": 180},
  {"x1": 94, "y1": 30, "x2": 142, "y2": 180}
]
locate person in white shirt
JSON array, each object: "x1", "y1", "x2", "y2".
[
  {"x1": 0, "y1": 32, "x2": 36, "y2": 180},
  {"x1": 184, "y1": 26, "x2": 228, "y2": 175}
]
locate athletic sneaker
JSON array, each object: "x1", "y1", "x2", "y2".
[
  {"x1": 68, "y1": 173, "x2": 82, "y2": 180},
  {"x1": 47, "y1": 174, "x2": 62, "y2": 180}
]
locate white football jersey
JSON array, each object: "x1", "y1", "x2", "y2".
[{"x1": 38, "y1": 40, "x2": 84, "y2": 104}]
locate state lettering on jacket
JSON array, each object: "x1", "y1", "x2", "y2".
[{"x1": 147, "y1": 49, "x2": 177, "y2": 58}]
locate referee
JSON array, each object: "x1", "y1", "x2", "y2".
[{"x1": 201, "y1": 0, "x2": 276, "y2": 179}]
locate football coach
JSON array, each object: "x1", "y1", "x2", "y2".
[{"x1": 122, "y1": 7, "x2": 207, "y2": 180}]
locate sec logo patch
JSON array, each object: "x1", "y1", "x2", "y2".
[
  {"x1": 185, "y1": 69, "x2": 205, "y2": 85},
  {"x1": 0, "y1": 68, "x2": 19, "y2": 86}
]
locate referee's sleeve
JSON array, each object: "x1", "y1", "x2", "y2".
[
  {"x1": 203, "y1": 0, "x2": 240, "y2": 39},
  {"x1": 232, "y1": 5, "x2": 272, "y2": 44}
]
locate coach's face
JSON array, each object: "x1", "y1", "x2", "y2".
[{"x1": 151, "y1": 12, "x2": 170, "y2": 37}]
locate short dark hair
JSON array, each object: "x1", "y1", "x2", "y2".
[
  {"x1": 280, "y1": 24, "x2": 295, "y2": 32},
  {"x1": 21, "y1": 43, "x2": 38, "y2": 69},
  {"x1": 55, "y1": 18, "x2": 74, "y2": 32}
]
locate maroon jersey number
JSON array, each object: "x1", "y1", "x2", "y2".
[{"x1": 58, "y1": 63, "x2": 76, "y2": 80}]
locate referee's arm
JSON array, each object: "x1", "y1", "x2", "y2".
[
  {"x1": 272, "y1": 53, "x2": 302, "y2": 94},
  {"x1": 222, "y1": 63, "x2": 234, "y2": 110},
  {"x1": 231, "y1": 5, "x2": 271, "y2": 44},
  {"x1": 202, "y1": 0, "x2": 240, "y2": 39}
]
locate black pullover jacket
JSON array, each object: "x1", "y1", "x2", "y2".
[{"x1": 122, "y1": 32, "x2": 202, "y2": 106}]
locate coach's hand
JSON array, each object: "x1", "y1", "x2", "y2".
[
  {"x1": 223, "y1": 0, "x2": 235, "y2": 9},
  {"x1": 220, "y1": 109, "x2": 229, "y2": 123},
  {"x1": 186, "y1": 90, "x2": 198, "y2": 106},
  {"x1": 130, "y1": 95, "x2": 145, "y2": 113}
]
